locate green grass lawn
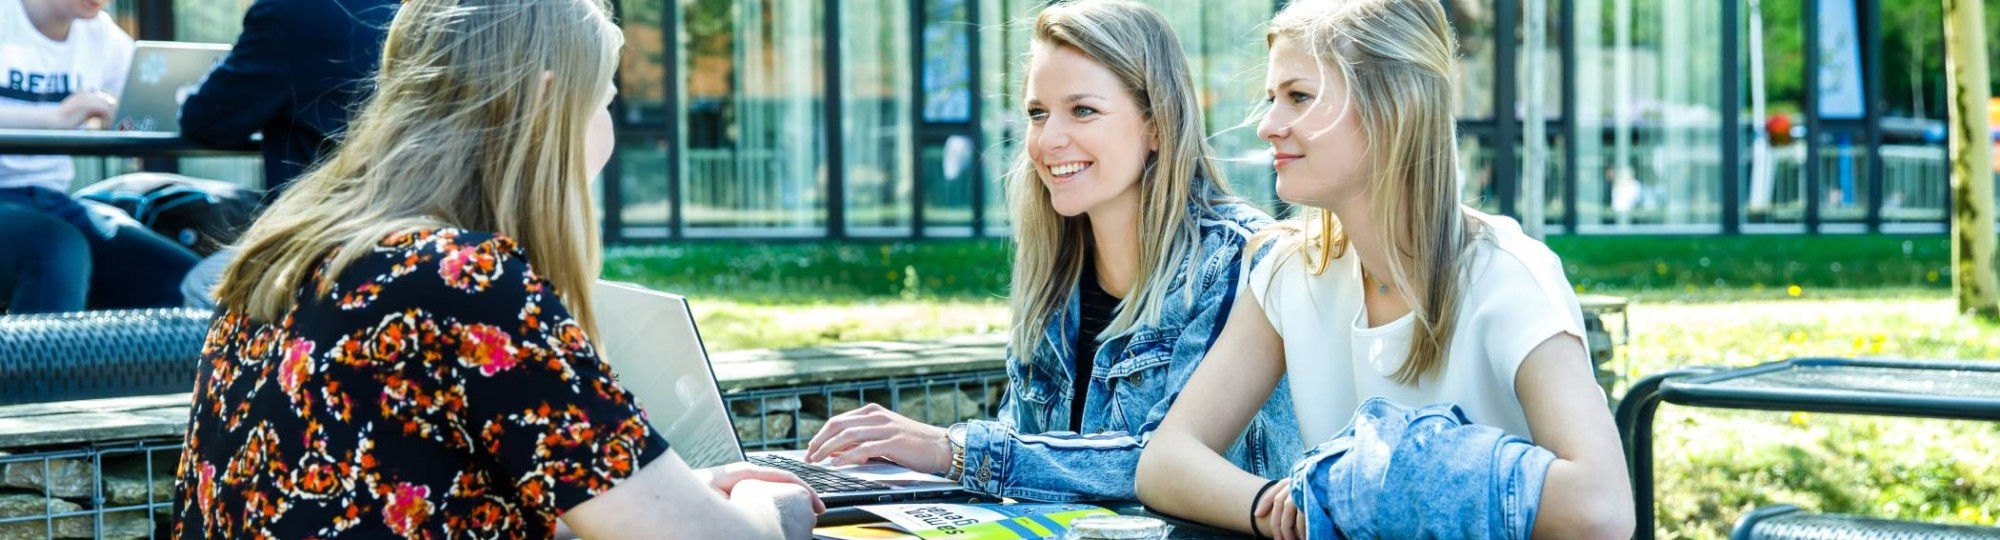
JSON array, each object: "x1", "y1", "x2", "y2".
[
  {"x1": 603, "y1": 241, "x2": 1011, "y2": 304},
  {"x1": 602, "y1": 234, "x2": 1997, "y2": 536},
  {"x1": 602, "y1": 241, "x2": 1010, "y2": 351},
  {"x1": 603, "y1": 233, "x2": 1957, "y2": 303},
  {"x1": 686, "y1": 298, "x2": 1007, "y2": 352},
  {"x1": 1549, "y1": 234, "x2": 1951, "y2": 292}
]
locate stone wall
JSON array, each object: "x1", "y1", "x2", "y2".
[
  {"x1": 731, "y1": 379, "x2": 1008, "y2": 449},
  {"x1": 0, "y1": 453, "x2": 172, "y2": 540}
]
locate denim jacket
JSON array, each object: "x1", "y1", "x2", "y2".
[
  {"x1": 957, "y1": 198, "x2": 1304, "y2": 502},
  {"x1": 1289, "y1": 398, "x2": 1556, "y2": 540}
]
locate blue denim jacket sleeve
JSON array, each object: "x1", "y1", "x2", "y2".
[
  {"x1": 958, "y1": 270, "x2": 1234, "y2": 502},
  {"x1": 1290, "y1": 398, "x2": 1556, "y2": 540},
  {"x1": 955, "y1": 200, "x2": 1302, "y2": 502}
]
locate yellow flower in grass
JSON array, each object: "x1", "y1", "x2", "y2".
[
  {"x1": 1787, "y1": 285, "x2": 1803, "y2": 297},
  {"x1": 1789, "y1": 411, "x2": 1810, "y2": 426},
  {"x1": 1956, "y1": 506, "x2": 1990, "y2": 525}
]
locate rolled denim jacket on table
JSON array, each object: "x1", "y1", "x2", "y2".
[
  {"x1": 1289, "y1": 397, "x2": 1556, "y2": 540},
  {"x1": 957, "y1": 198, "x2": 1304, "y2": 502}
]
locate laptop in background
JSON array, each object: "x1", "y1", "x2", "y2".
[
  {"x1": 112, "y1": 41, "x2": 230, "y2": 133},
  {"x1": 592, "y1": 280, "x2": 981, "y2": 506}
]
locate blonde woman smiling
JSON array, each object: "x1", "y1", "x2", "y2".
[{"x1": 805, "y1": 0, "x2": 1301, "y2": 502}]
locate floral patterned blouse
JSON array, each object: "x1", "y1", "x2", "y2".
[{"x1": 172, "y1": 229, "x2": 668, "y2": 539}]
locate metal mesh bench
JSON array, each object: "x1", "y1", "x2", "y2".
[
  {"x1": 1733, "y1": 505, "x2": 2000, "y2": 539},
  {"x1": 0, "y1": 308, "x2": 212, "y2": 406},
  {"x1": 1618, "y1": 358, "x2": 2000, "y2": 540}
]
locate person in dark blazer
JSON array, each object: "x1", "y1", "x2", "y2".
[
  {"x1": 180, "y1": 0, "x2": 399, "y2": 201},
  {"x1": 174, "y1": 0, "x2": 398, "y2": 309}
]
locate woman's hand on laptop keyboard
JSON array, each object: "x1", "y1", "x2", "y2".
[
  {"x1": 803, "y1": 403, "x2": 951, "y2": 473},
  {"x1": 696, "y1": 462, "x2": 827, "y2": 514}
]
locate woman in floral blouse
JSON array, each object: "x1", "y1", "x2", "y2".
[{"x1": 171, "y1": 0, "x2": 822, "y2": 538}]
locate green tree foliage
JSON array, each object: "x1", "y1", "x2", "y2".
[{"x1": 1880, "y1": 0, "x2": 1948, "y2": 118}]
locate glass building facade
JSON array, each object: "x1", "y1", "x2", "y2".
[
  {"x1": 77, "y1": 0, "x2": 1966, "y2": 240},
  {"x1": 596, "y1": 0, "x2": 1296, "y2": 240}
]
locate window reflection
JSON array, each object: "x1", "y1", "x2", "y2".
[{"x1": 680, "y1": 0, "x2": 827, "y2": 234}]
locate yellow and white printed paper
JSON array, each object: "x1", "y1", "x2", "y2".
[{"x1": 856, "y1": 503, "x2": 1117, "y2": 540}]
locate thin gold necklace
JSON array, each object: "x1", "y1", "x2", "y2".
[{"x1": 1361, "y1": 267, "x2": 1391, "y2": 296}]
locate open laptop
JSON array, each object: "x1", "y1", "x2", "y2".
[
  {"x1": 111, "y1": 41, "x2": 230, "y2": 133},
  {"x1": 591, "y1": 280, "x2": 981, "y2": 506}
]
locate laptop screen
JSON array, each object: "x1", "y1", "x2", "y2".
[
  {"x1": 591, "y1": 281, "x2": 747, "y2": 469},
  {"x1": 115, "y1": 41, "x2": 229, "y2": 133}
]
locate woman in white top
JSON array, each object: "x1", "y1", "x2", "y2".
[{"x1": 1134, "y1": 0, "x2": 1633, "y2": 539}]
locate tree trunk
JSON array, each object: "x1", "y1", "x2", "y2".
[{"x1": 1945, "y1": 0, "x2": 1996, "y2": 318}]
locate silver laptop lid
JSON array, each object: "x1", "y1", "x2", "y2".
[
  {"x1": 591, "y1": 280, "x2": 747, "y2": 469},
  {"x1": 114, "y1": 41, "x2": 229, "y2": 133}
]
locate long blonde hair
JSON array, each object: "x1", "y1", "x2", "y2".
[
  {"x1": 1006, "y1": 0, "x2": 1237, "y2": 365},
  {"x1": 215, "y1": 0, "x2": 624, "y2": 339},
  {"x1": 1262, "y1": 0, "x2": 1472, "y2": 384}
]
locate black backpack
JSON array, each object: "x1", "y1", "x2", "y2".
[{"x1": 75, "y1": 173, "x2": 264, "y2": 257}]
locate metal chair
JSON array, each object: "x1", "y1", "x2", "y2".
[{"x1": 1619, "y1": 358, "x2": 2000, "y2": 540}]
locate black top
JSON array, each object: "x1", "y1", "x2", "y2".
[
  {"x1": 179, "y1": 0, "x2": 399, "y2": 202},
  {"x1": 173, "y1": 229, "x2": 667, "y2": 538},
  {"x1": 1072, "y1": 265, "x2": 1120, "y2": 431}
]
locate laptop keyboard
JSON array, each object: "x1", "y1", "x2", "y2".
[{"x1": 748, "y1": 455, "x2": 896, "y2": 493}]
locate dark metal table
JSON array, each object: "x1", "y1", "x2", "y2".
[
  {"x1": 1102, "y1": 502, "x2": 1248, "y2": 539},
  {"x1": 1616, "y1": 357, "x2": 2000, "y2": 540},
  {"x1": 0, "y1": 128, "x2": 256, "y2": 157}
]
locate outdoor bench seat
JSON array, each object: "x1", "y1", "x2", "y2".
[{"x1": 0, "y1": 308, "x2": 212, "y2": 406}]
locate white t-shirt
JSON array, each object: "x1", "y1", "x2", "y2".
[
  {"x1": 1248, "y1": 210, "x2": 1588, "y2": 445},
  {"x1": 0, "y1": 0, "x2": 135, "y2": 192}
]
